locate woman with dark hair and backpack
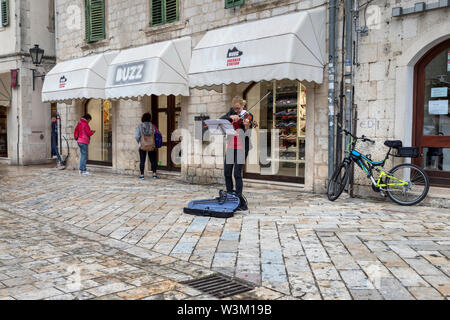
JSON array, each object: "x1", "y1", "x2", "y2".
[
  {"x1": 74, "y1": 113, "x2": 95, "y2": 175},
  {"x1": 135, "y1": 112, "x2": 159, "y2": 180}
]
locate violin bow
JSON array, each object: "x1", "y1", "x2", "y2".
[{"x1": 244, "y1": 91, "x2": 271, "y2": 114}]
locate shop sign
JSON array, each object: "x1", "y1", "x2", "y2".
[
  {"x1": 59, "y1": 76, "x2": 67, "y2": 88},
  {"x1": 431, "y1": 87, "x2": 448, "y2": 98},
  {"x1": 428, "y1": 100, "x2": 448, "y2": 115},
  {"x1": 226, "y1": 47, "x2": 243, "y2": 67},
  {"x1": 113, "y1": 61, "x2": 146, "y2": 85}
]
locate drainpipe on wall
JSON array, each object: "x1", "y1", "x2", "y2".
[
  {"x1": 344, "y1": 0, "x2": 354, "y2": 196},
  {"x1": 328, "y1": 0, "x2": 336, "y2": 180},
  {"x1": 328, "y1": 0, "x2": 337, "y2": 180},
  {"x1": 335, "y1": 7, "x2": 346, "y2": 168}
]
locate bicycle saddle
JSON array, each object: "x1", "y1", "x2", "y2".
[{"x1": 384, "y1": 140, "x2": 402, "y2": 148}]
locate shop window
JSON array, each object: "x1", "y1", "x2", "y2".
[
  {"x1": 225, "y1": 0, "x2": 244, "y2": 9},
  {"x1": 0, "y1": 107, "x2": 6, "y2": 157},
  {"x1": 245, "y1": 80, "x2": 306, "y2": 183},
  {"x1": 85, "y1": 0, "x2": 106, "y2": 43},
  {"x1": 150, "y1": 0, "x2": 179, "y2": 27},
  {"x1": 1, "y1": 0, "x2": 9, "y2": 27},
  {"x1": 85, "y1": 99, "x2": 112, "y2": 166}
]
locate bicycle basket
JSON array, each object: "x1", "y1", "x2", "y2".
[{"x1": 395, "y1": 146, "x2": 420, "y2": 158}]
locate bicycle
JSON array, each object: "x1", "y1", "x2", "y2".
[{"x1": 327, "y1": 129, "x2": 430, "y2": 206}]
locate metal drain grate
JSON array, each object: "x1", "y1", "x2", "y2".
[{"x1": 181, "y1": 274, "x2": 254, "y2": 298}]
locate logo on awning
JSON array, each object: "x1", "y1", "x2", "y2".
[
  {"x1": 59, "y1": 76, "x2": 67, "y2": 88},
  {"x1": 113, "y1": 61, "x2": 146, "y2": 85},
  {"x1": 227, "y1": 47, "x2": 243, "y2": 67}
]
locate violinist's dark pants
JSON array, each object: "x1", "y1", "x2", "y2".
[{"x1": 224, "y1": 148, "x2": 248, "y2": 196}]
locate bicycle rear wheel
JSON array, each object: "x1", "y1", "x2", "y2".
[
  {"x1": 385, "y1": 163, "x2": 429, "y2": 206},
  {"x1": 327, "y1": 161, "x2": 350, "y2": 201}
]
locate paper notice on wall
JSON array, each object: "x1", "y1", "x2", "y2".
[
  {"x1": 431, "y1": 87, "x2": 448, "y2": 98},
  {"x1": 429, "y1": 100, "x2": 448, "y2": 115}
]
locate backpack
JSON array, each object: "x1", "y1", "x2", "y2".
[
  {"x1": 140, "y1": 125, "x2": 155, "y2": 151},
  {"x1": 74, "y1": 122, "x2": 80, "y2": 141},
  {"x1": 155, "y1": 131, "x2": 162, "y2": 148}
]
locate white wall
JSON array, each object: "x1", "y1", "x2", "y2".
[{"x1": 29, "y1": 0, "x2": 55, "y2": 57}]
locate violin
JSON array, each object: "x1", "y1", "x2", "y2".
[{"x1": 231, "y1": 110, "x2": 258, "y2": 128}]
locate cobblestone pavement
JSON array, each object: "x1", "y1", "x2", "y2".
[{"x1": 0, "y1": 165, "x2": 449, "y2": 300}]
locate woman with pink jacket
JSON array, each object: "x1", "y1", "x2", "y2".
[{"x1": 74, "y1": 114, "x2": 95, "y2": 175}]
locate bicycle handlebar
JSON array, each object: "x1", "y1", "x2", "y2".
[{"x1": 339, "y1": 128, "x2": 375, "y2": 144}]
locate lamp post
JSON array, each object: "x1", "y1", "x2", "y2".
[{"x1": 29, "y1": 44, "x2": 45, "y2": 91}]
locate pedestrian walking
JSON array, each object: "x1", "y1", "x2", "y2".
[
  {"x1": 135, "y1": 112, "x2": 159, "y2": 180},
  {"x1": 74, "y1": 114, "x2": 95, "y2": 175}
]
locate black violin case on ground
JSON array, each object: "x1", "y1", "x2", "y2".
[{"x1": 183, "y1": 190, "x2": 240, "y2": 218}]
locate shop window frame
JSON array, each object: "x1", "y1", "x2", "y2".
[
  {"x1": 83, "y1": 99, "x2": 113, "y2": 167},
  {"x1": 242, "y1": 80, "x2": 306, "y2": 184}
]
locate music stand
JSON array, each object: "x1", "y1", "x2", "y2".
[{"x1": 204, "y1": 119, "x2": 238, "y2": 136}]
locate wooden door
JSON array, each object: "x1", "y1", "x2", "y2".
[
  {"x1": 413, "y1": 38, "x2": 450, "y2": 186},
  {"x1": 152, "y1": 95, "x2": 181, "y2": 171}
]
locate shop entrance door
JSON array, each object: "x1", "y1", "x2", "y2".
[
  {"x1": 413, "y1": 38, "x2": 450, "y2": 187},
  {"x1": 152, "y1": 95, "x2": 181, "y2": 171}
]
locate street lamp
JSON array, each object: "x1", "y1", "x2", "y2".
[{"x1": 29, "y1": 44, "x2": 45, "y2": 90}]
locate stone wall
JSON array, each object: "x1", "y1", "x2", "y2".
[{"x1": 349, "y1": 1, "x2": 450, "y2": 190}]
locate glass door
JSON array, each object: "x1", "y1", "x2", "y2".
[
  {"x1": 85, "y1": 99, "x2": 113, "y2": 166},
  {"x1": 414, "y1": 39, "x2": 450, "y2": 186}
]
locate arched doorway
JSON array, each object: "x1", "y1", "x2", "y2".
[{"x1": 413, "y1": 38, "x2": 450, "y2": 187}]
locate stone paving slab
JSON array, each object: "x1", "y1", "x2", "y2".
[{"x1": 0, "y1": 165, "x2": 449, "y2": 300}]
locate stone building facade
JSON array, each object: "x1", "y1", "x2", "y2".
[
  {"x1": 0, "y1": 0, "x2": 56, "y2": 165},
  {"x1": 49, "y1": 0, "x2": 450, "y2": 193},
  {"x1": 351, "y1": 0, "x2": 450, "y2": 191}
]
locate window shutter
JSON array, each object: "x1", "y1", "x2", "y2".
[
  {"x1": 1, "y1": 0, "x2": 9, "y2": 27},
  {"x1": 86, "y1": 0, "x2": 105, "y2": 43},
  {"x1": 165, "y1": 0, "x2": 178, "y2": 23},
  {"x1": 225, "y1": 0, "x2": 244, "y2": 9},
  {"x1": 150, "y1": 0, "x2": 164, "y2": 26}
]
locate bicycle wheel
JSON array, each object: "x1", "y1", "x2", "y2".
[
  {"x1": 385, "y1": 163, "x2": 430, "y2": 206},
  {"x1": 327, "y1": 161, "x2": 350, "y2": 201}
]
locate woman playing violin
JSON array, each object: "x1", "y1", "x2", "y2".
[{"x1": 220, "y1": 96, "x2": 258, "y2": 211}]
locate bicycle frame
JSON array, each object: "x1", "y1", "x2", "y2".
[{"x1": 344, "y1": 138, "x2": 409, "y2": 190}]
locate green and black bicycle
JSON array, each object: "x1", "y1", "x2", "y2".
[{"x1": 328, "y1": 129, "x2": 430, "y2": 206}]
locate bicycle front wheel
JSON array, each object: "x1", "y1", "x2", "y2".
[
  {"x1": 385, "y1": 163, "x2": 430, "y2": 206},
  {"x1": 327, "y1": 161, "x2": 350, "y2": 201}
]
